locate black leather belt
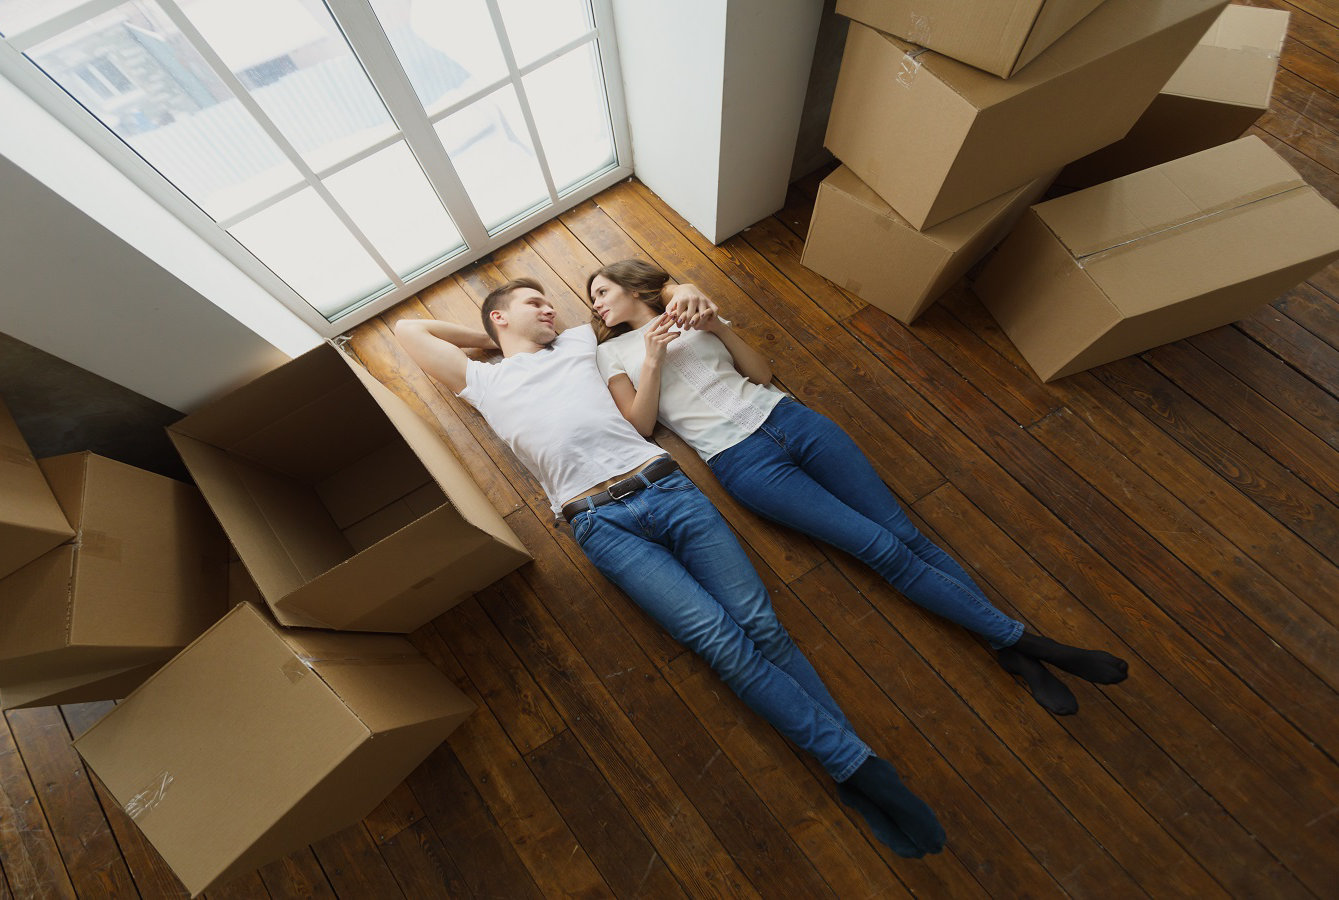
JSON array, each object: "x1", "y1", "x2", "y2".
[{"x1": 561, "y1": 456, "x2": 681, "y2": 522}]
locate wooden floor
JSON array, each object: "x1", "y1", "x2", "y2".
[{"x1": 5, "y1": 1, "x2": 1339, "y2": 896}]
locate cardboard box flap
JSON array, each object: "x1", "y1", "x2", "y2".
[
  {"x1": 0, "y1": 399, "x2": 73, "y2": 541},
  {"x1": 1084, "y1": 187, "x2": 1339, "y2": 317},
  {"x1": 32, "y1": 452, "x2": 89, "y2": 531},
  {"x1": 0, "y1": 645, "x2": 167, "y2": 696},
  {"x1": 1017, "y1": 0, "x2": 1106, "y2": 71},
  {"x1": 316, "y1": 441, "x2": 431, "y2": 530},
  {"x1": 169, "y1": 433, "x2": 351, "y2": 607},
  {"x1": 0, "y1": 547, "x2": 77, "y2": 659},
  {"x1": 1164, "y1": 3, "x2": 1288, "y2": 109},
  {"x1": 338, "y1": 347, "x2": 528, "y2": 557},
  {"x1": 0, "y1": 659, "x2": 164, "y2": 711},
  {"x1": 1036, "y1": 137, "x2": 1304, "y2": 258},
  {"x1": 73, "y1": 604, "x2": 369, "y2": 895},
  {"x1": 169, "y1": 346, "x2": 396, "y2": 481},
  {"x1": 275, "y1": 505, "x2": 496, "y2": 629},
  {"x1": 278, "y1": 629, "x2": 472, "y2": 734}
]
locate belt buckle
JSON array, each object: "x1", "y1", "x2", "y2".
[{"x1": 607, "y1": 476, "x2": 639, "y2": 501}]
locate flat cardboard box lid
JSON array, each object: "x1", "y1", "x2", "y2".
[
  {"x1": 1034, "y1": 137, "x2": 1304, "y2": 260},
  {"x1": 1164, "y1": 4, "x2": 1289, "y2": 108}
]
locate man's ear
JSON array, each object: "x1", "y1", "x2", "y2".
[{"x1": 489, "y1": 308, "x2": 507, "y2": 330}]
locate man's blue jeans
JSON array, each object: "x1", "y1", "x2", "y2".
[
  {"x1": 571, "y1": 468, "x2": 872, "y2": 782},
  {"x1": 709, "y1": 399, "x2": 1025, "y2": 649}
]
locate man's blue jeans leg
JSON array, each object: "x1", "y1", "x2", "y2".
[
  {"x1": 710, "y1": 399, "x2": 1025, "y2": 649},
  {"x1": 572, "y1": 471, "x2": 871, "y2": 782}
]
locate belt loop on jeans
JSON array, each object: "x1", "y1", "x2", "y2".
[{"x1": 561, "y1": 456, "x2": 680, "y2": 522}]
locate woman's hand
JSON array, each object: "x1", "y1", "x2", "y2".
[
  {"x1": 643, "y1": 314, "x2": 680, "y2": 367},
  {"x1": 664, "y1": 283, "x2": 720, "y2": 331}
]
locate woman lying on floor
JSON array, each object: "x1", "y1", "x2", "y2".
[{"x1": 586, "y1": 258, "x2": 1129, "y2": 720}]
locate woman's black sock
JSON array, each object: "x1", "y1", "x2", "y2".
[
  {"x1": 1012, "y1": 633, "x2": 1129, "y2": 684},
  {"x1": 839, "y1": 756, "x2": 945, "y2": 857},
  {"x1": 997, "y1": 647, "x2": 1078, "y2": 715}
]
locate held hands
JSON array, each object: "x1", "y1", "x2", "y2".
[
  {"x1": 664, "y1": 283, "x2": 721, "y2": 332},
  {"x1": 642, "y1": 314, "x2": 680, "y2": 367}
]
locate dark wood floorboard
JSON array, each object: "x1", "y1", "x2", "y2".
[{"x1": 5, "y1": 5, "x2": 1339, "y2": 897}]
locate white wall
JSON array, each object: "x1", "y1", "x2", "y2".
[
  {"x1": 610, "y1": 0, "x2": 822, "y2": 244},
  {"x1": 0, "y1": 75, "x2": 317, "y2": 412}
]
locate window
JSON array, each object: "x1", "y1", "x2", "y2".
[{"x1": 0, "y1": 0, "x2": 629, "y2": 333}]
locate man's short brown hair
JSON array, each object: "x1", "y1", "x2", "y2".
[{"x1": 482, "y1": 277, "x2": 544, "y2": 343}]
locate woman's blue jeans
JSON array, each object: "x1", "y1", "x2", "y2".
[
  {"x1": 709, "y1": 400, "x2": 1025, "y2": 649},
  {"x1": 571, "y1": 468, "x2": 872, "y2": 782}
]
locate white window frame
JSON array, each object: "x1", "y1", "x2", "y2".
[{"x1": 0, "y1": 0, "x2": 632, "y2": 338}]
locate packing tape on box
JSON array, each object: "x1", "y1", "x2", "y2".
[
  {"x1": 282, "y1": 653, "x2": 422, "y2": 683},
  {"x1": 897, "y1": 48, "x2": 928, "y2": 88},
  {"x1": 908, "y1": 13, "x2": 932, "y2": 46},
  {"x1": 124, "y1": 770, "x2": 174, "y2": 820},
  {"x1": 1074, "y1": 182, "x2": 1302, "y2": 268},
  {"x1": 79, "y1": 530, "x2": 123, "y2": 561}
]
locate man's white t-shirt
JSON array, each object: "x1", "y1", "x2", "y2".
[
  {"x1": 596, "y1": 322, "x2": 786, "y2": 461},
  {"x1": 459, "y1": 324, "x2": 662, "y2": 516}
]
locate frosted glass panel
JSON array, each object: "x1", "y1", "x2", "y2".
[
  {"x1": 230, "y1": 189, "x2": 388, "y2": 315},
  {"x1": 366, "y1": 0, "x2": 505, "y2": 117},
  {"x1": 434, "y1": 86, "x2": 548, "y2": 231},
  {"x1": 496, "y1": 0, "x2": 591, "y2": 67},
  {"x1": 325, "y1": 141, "x2": 463, "y2": 278},
  {"x1": 524, "y1": 42, "x2": 614, "y2": 194}
]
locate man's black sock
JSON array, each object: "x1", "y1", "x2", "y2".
[
  {"x1": 840, "y1": 756, "x2": 945, "y2": 856},
  {"x1": 1013, "y1": 633, "x2": 1128, "y2": 684},
  {"x1": 997, "y1": 647, "x2": 1078, "y2": 716},
  {"x1": 837, "y1": 784, "x2": 924, "y2": 858}
]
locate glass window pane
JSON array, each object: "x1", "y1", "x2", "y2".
[
  {"x1": 366, "y1": 0, "x2": 505, "y2": 118},
  {"x1": 496, "y1": 0, "x2": 591, "y2": 68},
  {"x1": 523, "y1": 42, "x2": 614, "y2": 195},
  {"x1": 177, "y1": 0, "x2": 396, "y2": 172},
  {"x1": 0, "y1": 0, "x2": 89, "y2": 36},
  {"x1": 434, "y1": 85, "x2": 548, "y2": 232},
  {"x1": 26, "y1": 1, "x2": 303, "y2": 221},
  {"x1": 324, "y1": 141, "x2": 463, "y2": 278},
  {"x1": 229, "y1": 189, "x2": 389, "y2": 317}
]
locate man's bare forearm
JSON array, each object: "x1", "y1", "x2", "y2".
[{"x1": 397, "y1": 317, "x2": 497, "y2": 351}]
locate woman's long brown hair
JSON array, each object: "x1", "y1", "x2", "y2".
[{"x1": 586, "y1": 259, "x2": 670, "y2": 342}]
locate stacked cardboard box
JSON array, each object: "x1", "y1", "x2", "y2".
[
  {"x1": 804, "y1": 0, "x2": 1227, "y2": 323},
  {"x1": 974, "y1": 137, "x2": 1339, "y2": 381},
  {"x1": 75, "y1": 602, "x2": 474, "y2": 896},
  {"x1": 1060, "y1": 4, "x2": 1290, "y2": 188},
  {"x1": 0, "y1": 448, "x2": 228, "y2": 709},
  {"x1": 2, "y1": 343, "x2": 534, "y2": 892},
  {"x1": 167, "y1": 342, "x2": 530, "y2": 633}
]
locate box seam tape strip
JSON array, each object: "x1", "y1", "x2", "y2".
[{"x1": 897, "y1": 47, "x2": 928, "y2": 89}]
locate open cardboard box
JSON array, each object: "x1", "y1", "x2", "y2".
[
  {"x1": 167, "y1": 342, "x2": 529, "y2": 633},
  {"x1": 802, "y1": 166, "x2": 1055, "y2": 324},
  {"x1": 826, "y1": 0, "x2": 1228, "y2": 230},
  {"x1": 0, "y1": 452, "x2": 228, "y2": 709},
  {"x1": 0, "y1": 396, "x2": 73, "y2": 580},
  {"x1": 75, "y1": 602, "x2": 475, "y2": 897},
  {"x1": 835, "y1": 0, "x2": 1104, "y2": 78},
  {"x1": 973, "y1": 136, "x2": 1339, "y2": 381},
  {"x1": 1060, "y1": 4, "x2": 1290, "y2": 188}
]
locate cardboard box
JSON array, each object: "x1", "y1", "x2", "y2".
[
  {"x1": 75, "y1": 602, "x2": 474, "y2": 897},
  {"x1": 973, "y1": 136, "x2": 1339, "y2": 381},
  {"x1": 835, "y1": 0, "x2": 1105, "y2": 78},
  {"x1": 1060, "y1": 4, "x2": 1289, "y2": 188},
  {"x1": 826, "y1": 0, "x2": 1228, "y2": 230},
  {"x1": 0, "y1": 397, "x2": 73, "y2": 579},
  {"x1": 167, "y1": 343, "x2": 530, "y2": 633},
  {"x1": 0, "y1": 453, "x2": 228, "y2": 709},
  {"x1": 801, "y1": 166, "x2": 1055, "y2": 323}
]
